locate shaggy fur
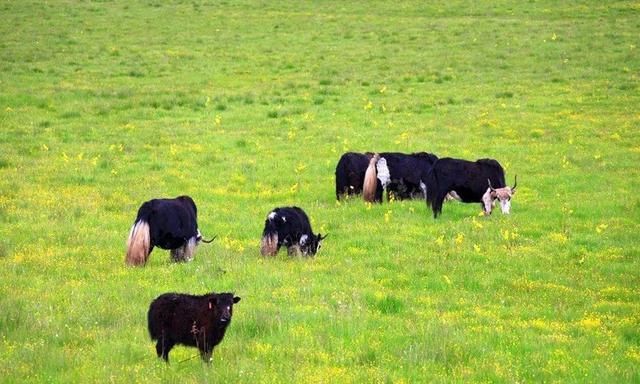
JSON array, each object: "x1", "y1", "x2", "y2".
[
  {"x1": 362, "y1": 154, "x2": 381, "y2": 202},
  {"x1": 126, "y1": 221, "x2": 150, "y2": 266},
  {"x1": 148, "y1": 291, "x2": 241, "y2": 363}
]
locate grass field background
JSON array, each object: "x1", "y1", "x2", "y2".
[{"x1": 1, "y1": 1, "x2": 639, "y2": 382}]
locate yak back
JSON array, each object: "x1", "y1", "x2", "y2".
[{"x1": 381, "y1": 152, "x2": 438, "y2": 185}]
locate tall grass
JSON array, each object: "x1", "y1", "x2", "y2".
[{"x1": 1, "y1": 1, "x2": 638, "y2": 382}]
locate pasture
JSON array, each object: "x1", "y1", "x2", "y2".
[{"x1": 1, "y1": 1, "x2": 639, "y2": 382}]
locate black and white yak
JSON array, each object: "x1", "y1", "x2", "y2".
[
  {"x1": 361, "y1": 152, "x2": 440, "y2": 202},
  {"x1": 424, "y1": 157, "x2": 517, "y2": 218},
  {"x1": 125, "y1": 196, "x2": 215, "y2": 266},
  {"x1": 148, "y1": 291, "x2": 241, "y2": 363},
  {"x1": 260, "y1": 206, "x2": 326, "y2": 257}
]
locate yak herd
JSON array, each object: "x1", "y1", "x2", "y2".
[{"x1": 129, "y1": 151, "x2": 517, "y2": 363}]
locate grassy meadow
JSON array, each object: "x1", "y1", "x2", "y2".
[{"x1": 1, "y1": 0, "x2": 639, "y2": 382}]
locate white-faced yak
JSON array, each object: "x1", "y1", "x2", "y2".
[
  {"x1": 148, "y1": 291, "x2": 241, "y2": 363},
  {"x1": 361, "y1": 152, "x2": 440, "y2": 202},
  {"x1": 424, "y1": 157, "x2": 517, "y2": 218},
  {"x1": 125, "y1": 196, "x2": 215, "y2": 266},
  {"x1": 260, "y1": 206, "x2": 326, "y2": 257}
]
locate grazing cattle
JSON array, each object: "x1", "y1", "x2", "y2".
[
  {"x1": 335, "y1": 152, "x2": 377, "y2": 200},
  {"x1": 125, "y1": 196, "x2": 215, "y2": 266},
  {"x1": 148, "y1": 291, "x2": 241, "y2": 363},
  {"x1": 424, "y1": 157, "x2": 517, "y2": 218},
  {"x1": 362, "y1": 152, "x2": 440, "y2": 202},
  {"x1": 260, "y1": 206, "x2": 326, "y2": 256}
]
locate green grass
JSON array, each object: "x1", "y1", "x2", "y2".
[{"x1": 1, "y1": 1, "x2": 639, "y2": 382}]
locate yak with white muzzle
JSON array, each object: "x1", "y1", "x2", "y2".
[
  {"x1": 423, "y1": 157, "x2": 517, "y2": 218},
  {"x1": 485, "y1": 177, "x2": 517, "y2": 214}
]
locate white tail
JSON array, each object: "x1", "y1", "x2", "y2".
[
  {"x1": 260, "y1": 233, "x2": 278, "y2": 256},
  {"x1": 125, "y1": 221, "x2": 150, "y2": 266},
  {"x1": 363, "y1": 154, "x2": 380, "y2": 202}
]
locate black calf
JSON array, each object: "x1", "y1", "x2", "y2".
[{"x1": 147, "y1": 291, "x2": 241, "y2": 363}]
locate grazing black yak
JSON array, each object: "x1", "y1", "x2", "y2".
[
  {"x1": 424, "y1": 157, "x2": 517, "y2": 218},
  {"x1": 260, "y1": 206, "x2": 326, "y2": 257},
  {"x1": 125, "y1": 196, "x2": 215, "y2": 266},
  {"x1": 148, "y1": 291, "x2": 241, "y2": 363}
]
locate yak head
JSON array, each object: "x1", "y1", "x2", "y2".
[
  {"x1": 208, "y1": 293, "x2": 241, "y2": 324},
  {"x1": 484, "y1": 176, "x2": 517, "y2": 214},
  {"x1": 299, "y1": 233, "x2": 328, "y2": 256}
]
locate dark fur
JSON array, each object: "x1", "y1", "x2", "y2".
[
  {"x1": 359, "y1": 151, "x2": 439, "y2": 202},
  {"x1": 424, "y1": 157, "x2": 506, "y2": 218},
  {"x1": 260, "y1": 206, "x2": 326, "y2": 256},
  {"x1": 148, "y1": 292, "x2": 241, "y2": 363},
  {"x1": 126, "y1": 195, "x2": 207, "y2": 266},
  {"x1": 381, "y1": 152, "x2": 439, "y2": 200},
  {"x1": 335, "y1": 152, "x2": 377, "y2": 200}
]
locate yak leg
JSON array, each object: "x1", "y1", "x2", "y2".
[
  {"x1": 156, "y1": 338, "x2": 174, "y2": 362},
  {"x1": 375, "y1": 182, "x2": 384, "y2": 203},
  {"x1": 170, "y1": 237, "x2": 197, "y2": 262},
  {"x1": 200, "y1": 348, "x2": 213, "y2": 363},
  {"x1": 182, "y1": 237, "x2": 197, "y2": 261},
  {"x1": 481, "y1": 188, "x2": 494, "y2": 215},
  {"x1": 170, "y1": 246, "x2": 183, "y2": 262},
  {"x1": 287, "y1": 244, "x2": 302, "y2": 256},
  {"x1": 260, "y1": 233, "x2": 279, "y2": 256}
]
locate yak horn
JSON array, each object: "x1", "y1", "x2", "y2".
[
  {"x1": 487, "y1": 178, "x2": 496, "y2": 191},
  {"x1": 511, "y1": 175, "x2": 517, "y2": 191},
  {"x1": 200, "y1": 235, "x2": 217, "y2": 244}
]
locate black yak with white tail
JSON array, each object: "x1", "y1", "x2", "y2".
[
  {"x1": 362, "y1": 152, "x2": 439, "y2": 202},
  {"x1": 125, "y1": 196, "x2": 215, "y2": 266},
  {"x1": 424, "y1": 157, "x2": 517, "y2": 218},
  {"x1": 260, "y1": 206, "x2": 326, "y2": 256},
  {"x1": 148, "y1": 291, "x2": 241, "y2": 363}
]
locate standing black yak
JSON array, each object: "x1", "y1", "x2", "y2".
[
  {"x1": 148, "y1": 291, "x2": 241, "y2": 363},
  {"x1": 260, "y1": 206, "x2": 326, "y2": 257},
  {"x1": 361, "y1": 152, "x2": 440, "y2": 202},
  {"x1": 424, "y1": 157, "x2": 517, "y2": 218},
  {"x1": 125, "y1": 196, "x2": 215, "y2": 266}
]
